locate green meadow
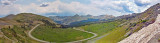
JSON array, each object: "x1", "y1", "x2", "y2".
[
  {"x1": 96, "y1": 25, "x2": 129, "y2": 43},
  {"x1": 32, "y1": 25, "x2": 94, "y2": 42},
  {"x1": 79, "y1": 19, "x2": 125, "y2": 36}
]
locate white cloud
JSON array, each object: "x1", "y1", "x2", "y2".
[
  {"x1": 54, "y1": 1, "x2": 107, "y2": 16},
  {"x1": 0, "y1": 0, "x2": 160, "y2": 16},
  {"x1": 0, "y1": 0, "x2": 19, "y2": 16},
  {"x1": 0, "y1": 0, "x2": 17, "y2": 5},
  {"x1": 0, "y1": 0, "x2": 108, "y2": 16},
  {"x1": 90, "y1": 0, "x2": 160, "y2": 16},
  {"x1": 90, "y1": 0, "x2": 131, "y2": 16},
  {"x1": 2, "y1": 2, "x2": 61, "y2": 15},
  {"x1": 0, "y1": 5, "x2": 19, "y2": 15},
  {"x1": 136, "y1": 0, "x2": 151, "y2": 4},
  {"x1": 37, "y1": 0, "x2": 41, "y2": 2}
]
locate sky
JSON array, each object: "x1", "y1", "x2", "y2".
[{"x1": 0, "y1": 0, "x2": 160, "y2": 17}]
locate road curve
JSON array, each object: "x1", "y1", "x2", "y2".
[
  {"x1": 29, "y1": 24, "x2": 98, "y2": 43},
  {"x1": 86, "y1": 33, "x2": 109, "y2": 43},
  {"x1": 66, "y1": 28, "x2": 98, "y2": 43},
  {"x1": 28, "y1": 24, "x2": 50, "y2": 43}
]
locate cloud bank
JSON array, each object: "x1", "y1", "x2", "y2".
[{"x1": 0, "y1": 0, "x2": 159, "y2": 16}]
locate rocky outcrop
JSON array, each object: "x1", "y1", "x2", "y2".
[{"x1": 119, "y1": 14, "x2": 160, "y2": 43}]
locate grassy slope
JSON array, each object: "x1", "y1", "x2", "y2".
[
  {"x1": 32, "y1": 25, "x2": 94, "y2": 42},
  {"x1": 1, "y1": 13, "x2": 94, "y2": 43},
  {"x1": 96, "y1": 18, "x2": 153, "y2": 43},
  {"x1": 0, "y1": 32, "x2": 12, "y2": 43},
  {"x1": 0, "y1": 13, "x2": 58, "y2": 43},
  {"x1": 96, "y1": 25, "x2": 129, "y2": 43},
  {"x1": 1, "y1": 25, "x2": 39, "y2": 43},
  {"x1": 0, "y1": 37, "x2": 12, "y2": 43},
  {"x1": 79, "y1": 19, "x2": 126, "y2": 36},
  {"x1": 96, "y1": 3, "x2": 160, "y2": 43},
  {"x1": 80, "y1": 22, "x2": 119, "y2": 36}
]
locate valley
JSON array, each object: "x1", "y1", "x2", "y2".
[
  {"x1": 0, "y1": 2, "x2": 160, "y2": 43},
  {"x1": 31, "y1": 24, "x2": 94, "y2": 43},
  {"x1": 49, "y1": 14, "x2": 114, "y2": 27}
]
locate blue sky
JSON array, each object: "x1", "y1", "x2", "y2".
[{"x1": 0, "y1": 0, "x2": 160, "y2": 17}]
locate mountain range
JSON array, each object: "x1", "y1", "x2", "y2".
[
  {"x1": 0, "y1": 3, "x2": 160, "y2": 43},
  {"x1": 49, "y1": 14, "x2": 114, "y2": 27}
]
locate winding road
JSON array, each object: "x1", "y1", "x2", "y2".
[
  {"x1": 28, "y1": 24, "x2": 98, "y2": 43},
  {"x1": 86, "y1": 33, "x2": 109, "y2": 43},
  {"x1": 28, "y1": 24, "x2": 50, "y2": 43},
  {"x1": 67, "y1": 28, "x2": 98, "y2": 43}
]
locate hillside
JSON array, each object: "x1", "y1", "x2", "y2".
[
  {"x1": 0, "y1": 3, "x2": 159, "y2": 43},
  {"x1": 0, "y1": 13, "x2": 59, "y2": 43},
  {"x1": 96, "y1": 3, "x2": 160, "y2": 43},
  {"x1": 119, "y1": 3, "x2": 160, "y2": 43},
  {"x1": 1, "y1": 13, "x2": 58, "y2": 26},
  {"x1": 119, "y1": 14, "x2": 160, "y2": 43}
]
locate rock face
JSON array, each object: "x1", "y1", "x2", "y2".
[
  {"x1": 119, "y1": 14, "x2": 160, "y2": 43},
  {"x1": 148, "y1": 33, "x2": 160, "y2": 43}
]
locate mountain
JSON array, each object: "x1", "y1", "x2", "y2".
[
  {"x1": 97, "y1": 3, "x2": 160, "y2": 43},
  {"x1": 0, "y1": 3, "x2": 159, "y2": 43},
  {"x1": 49, "y1": 14, "x2": 114, "y2": 26},
  {"x1": 0, "y1": 13, "x2": 59, "y2": 43},
  {"x1": 0, "y1": 13, "x2": 60, "y2": 28},
  {"x1": 119, "y1": 3, "x2": 160, "y2": 43}
]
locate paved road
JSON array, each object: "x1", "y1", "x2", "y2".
[
  {"x1": 86, "y1": 33, "x2": 109, "y2": 43},
  {"x1": 28, "y1": 24, "x2": 50, "y2": 43},
  {"x1": 66, "y1": 28, "x2": 98, "y2": 43},
  {"x1": 29, "y1": 24, "x2": 98, "y2": 43}
]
